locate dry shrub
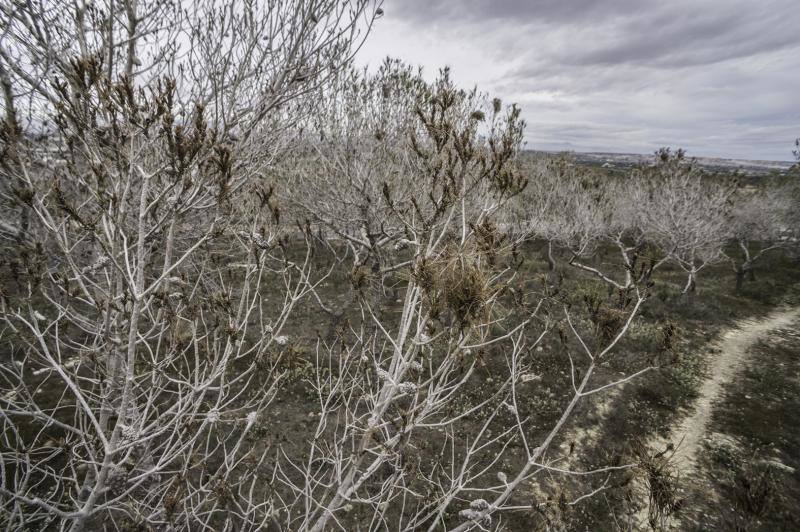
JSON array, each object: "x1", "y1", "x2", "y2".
[
  {"x1": 412, "y1": 244, "x2": 495, "y2": 328},
  {"x1": 470, "y1": 219, "x2": 505, "y2": 265},
  {"x1": 350, "y1": 264, "x2": 375, "y2": 291},
  {"x1": 411, "y1": 256, "x2": 437, "y2": 293},
  {"x1": 441, "y1": 259, "x2": 491, "y2": 326},
  {"x1": 658, "y1": 322, "x2": 677, "y2": 354},
  {"x1": 595, "y1": 306, "x2": 628, "y2": 346},
  {"x1": 718, "y1": 457, "x2": 780, "y2": 531},
  {"x1": 733, "y1": 462, "x2": 777, "y2": 517},
  {"x1": 633, "y1": 442, "x2": 684, "y2": 530},
  {"x1": 583, "y1": 290, "x2": 631, "y2": 348}
]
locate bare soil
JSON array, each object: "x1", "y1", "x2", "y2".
[
  {"x1": 635, "y1": 306, "x2": 800, "y2": 529},
  {"x1": 664, "y1": 307, "x2": 799, "y2": 474}
]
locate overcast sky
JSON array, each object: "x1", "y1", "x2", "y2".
[{"x1": 357, "y1": 0, "x2": 800, "y2": 161}]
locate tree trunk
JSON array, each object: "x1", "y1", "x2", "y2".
[
  {"x1": 544, "y1": 240, "x2": 555, "y2": 271},
  {"x1": 683, "y1": 273, "x2": 697, "y2": 305},
  {"x1": 735, "y1": 268, "x2": 745, "y2": 292},
  {"x1": 16, "y1": 204, "x2": 29, "y2": 243}
]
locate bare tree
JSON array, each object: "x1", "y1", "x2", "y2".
[
  {"x1": 511, "y1": 156, "x2": 610, "y2": 273},
  {"x1": 637, "y1": 149, "x2": 735, "y2": 297},
  {"x1": 512, "y1": 155, "x2": 666, "y2": 292},
  {"x1": 0, "y1": 1, "x2": 378, "y2": 529},
  {"x1": 727, "y1": 183, "x2": 795, "y2": 290},
  {"x1": 0, "y1": 3, "x2": 677, "y2": 530},
  {"x1": 264, "y1": 74, "x2": 659, "y2": 531},
  {"x1": 277, "y1": 59, "x2": 427, "y2": 273},
  {"x1": 793, "y1": 137, "x2": 800, "y2": 169}
]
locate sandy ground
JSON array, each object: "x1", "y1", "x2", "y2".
[
  {"x1": 635, "y1": 306, "x2": 800, "y2": 529},
  {"x1": 662, "y1": 307, "x2": 800, "y2": 475}
]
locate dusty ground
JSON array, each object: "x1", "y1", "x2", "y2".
[
  {"x1": 686, "y1": 317, "x2": 800, "y2": 531},
  {"x1": 4, "y1": 233, "x2": 798, "y2": 530},
  {"x1": 631, "y1": 307, "x2": 800, "y2": 529},
  {"x1": 664, "y1": 307, "x2": 800, "y2": 475}
]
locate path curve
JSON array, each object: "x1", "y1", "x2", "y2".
[
  {"x1": 636, "y1": 306, "x2": 800, "y2": 529},
  {"x1": 665, "y1": 306, "x2": 800, "y2": 473}
]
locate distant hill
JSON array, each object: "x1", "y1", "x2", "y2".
[{"x1": 527, "y1": 150, "x2": 795, "y2": 178}]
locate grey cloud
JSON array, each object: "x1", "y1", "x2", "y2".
[
  {"x1": 361, "y1": 0, "x2": 800, "y2": 160},
  {"x1": 387, "y1": 0, "x2": 799, "y2": 69},
  {"x1": 567, "y1": 5, "x2": 799, "y2": 68},
  {"x1": 384, "y1": 0, "x2": 643, "y2": 25}
]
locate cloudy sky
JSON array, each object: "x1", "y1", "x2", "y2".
[{"x1": 357, "y1": 0, "x2": 800, "y2": 161}]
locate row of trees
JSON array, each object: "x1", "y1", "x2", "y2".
[
  {"x1": 0, "y1": 1, "x2": 797, "y2": 530},
  {"x1": 282, "y1": 62, "x2": 799, "y2": 299},
  {"x1": 511, "y1": 148, "x2": 798, "y2": 296},
  {"x1": 278, "y1": 61, "x2": 799, "y2": 299}
]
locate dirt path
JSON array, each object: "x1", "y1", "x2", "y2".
[
  {"x1": 664, "y1": 306, "x2": 800, "y2": 474},
  {"x1": 636, "y1": 306, "x2": 800, "y2": 528}
]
